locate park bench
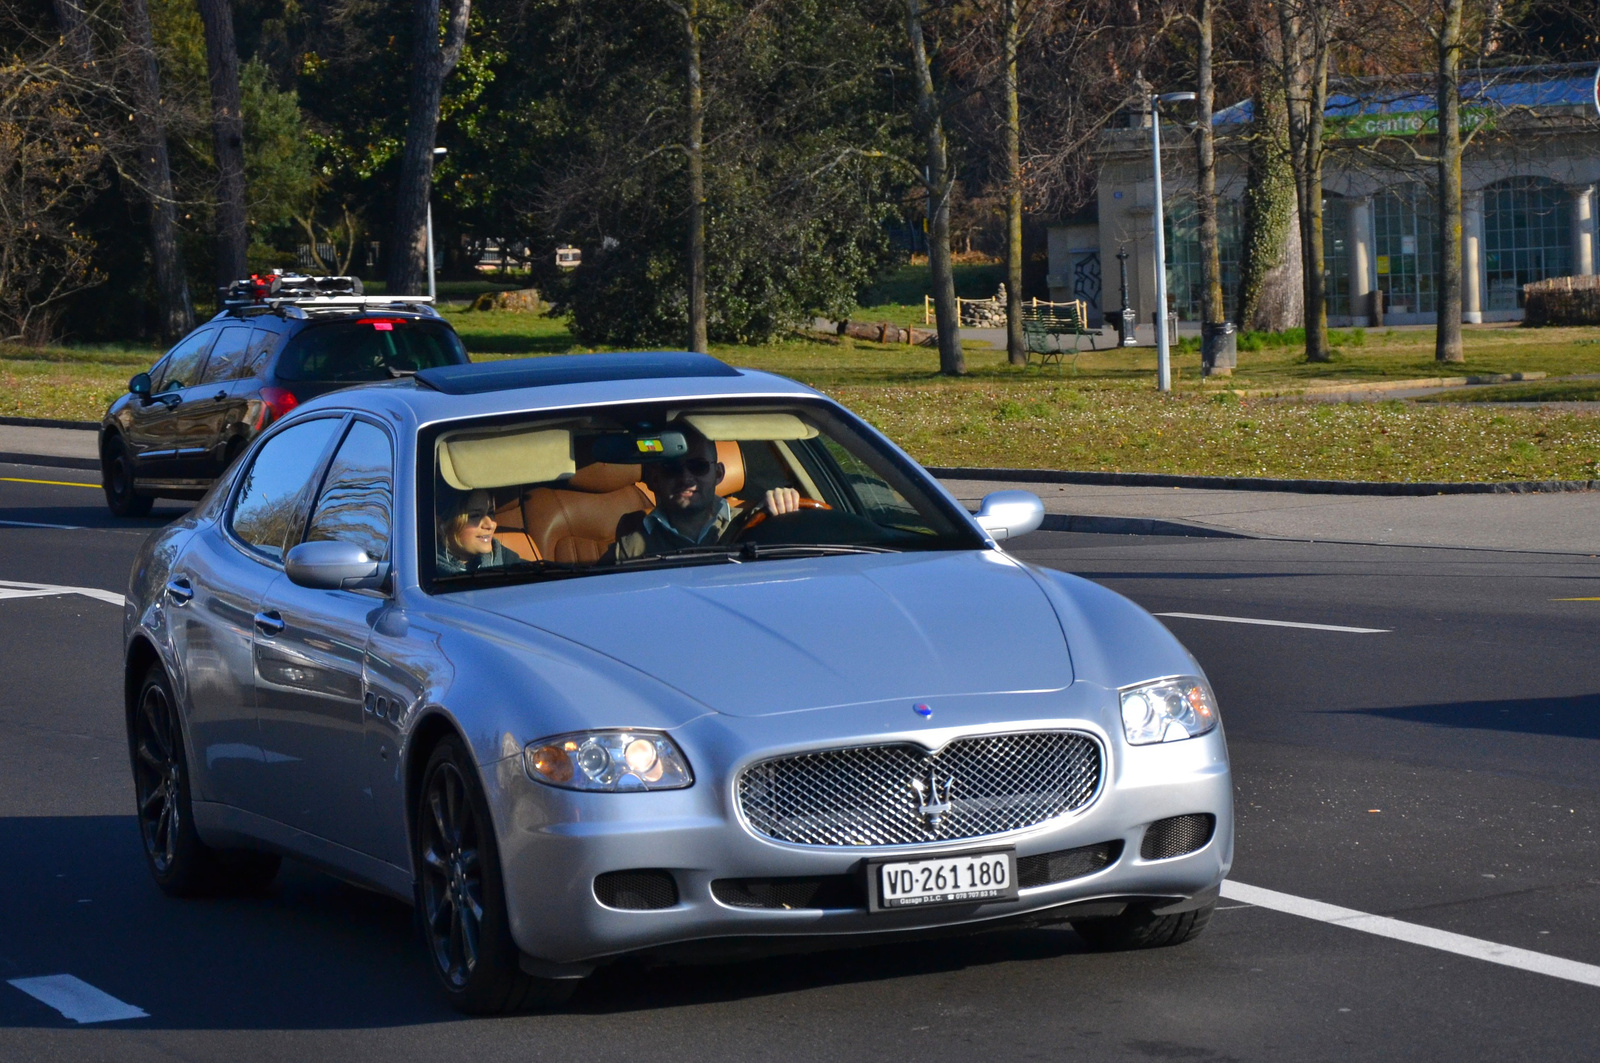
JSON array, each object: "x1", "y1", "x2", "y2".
[{"x1": 1021, "y1": 300, "x2": 1095, "y2": 370}]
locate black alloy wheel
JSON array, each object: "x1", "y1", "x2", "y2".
[
  {"x1": 130, "y1": 663, "x2": 279, "y2": 895},
  {"x1": 103, "y1": 435, "x2": 154, "y2": 517},
  {"x1": 414, "y1": 736, "x2": 577, "y2": 1013}
]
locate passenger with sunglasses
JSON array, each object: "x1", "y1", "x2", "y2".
[
  {"x1": 606, "y1": 427, "x2": 800, "y2": 562},
  {"x1": 436, "y1": 488, "x2": 521, "y2": 574}
]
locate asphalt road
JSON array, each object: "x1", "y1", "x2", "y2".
[{"x1": 1, "y1": 460, "x2": 1597, "y2": 1061}]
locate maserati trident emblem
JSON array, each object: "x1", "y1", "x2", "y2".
[{"x1": 910, "y1": 771, "x2": 954, "y2": 828}]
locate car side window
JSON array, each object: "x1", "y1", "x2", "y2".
[
  {"x1": 241, "y1": 327, "x2": 279, "y2": 379},
  {"x1": 157, "y1": 330, "x2": 215, "y2": 393},
  {"x1": 230, "y1": 418, "x2": 343, "y2": 561},
  {"x1": 198, "y1": 326, "x2": 252, "y2": 384},
  {"x1": 304, "y1": 421, "x2": 393, "y2": 562}
]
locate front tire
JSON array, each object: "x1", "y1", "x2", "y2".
[
  {"x1": 103, "y1": 435, "x2": 154, "y2": 517},
  {"x1": 1072, "y1": 901, "x2": 1215, "y2": 951},
  {"x1": 413, "y1": 735, "x2": 577, "y2": 1014},
  {"x1": 130, "y1": 663, "x2": 279, "y2": 896}
]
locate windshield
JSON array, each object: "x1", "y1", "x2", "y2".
[
  {"x1": 424, "y1": 401, "x2": 981, "y2": 589},
  {"x1": 277, "y1": 319, "x2": 466, "y2": 382}
]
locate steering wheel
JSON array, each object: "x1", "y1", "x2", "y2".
[{"x1": 720, "y1": 497, "x2": 833, "y2": 542}]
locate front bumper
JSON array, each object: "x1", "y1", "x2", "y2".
[{"x1": 486, "y1": 690, "x2": 1233, "y2": 967}]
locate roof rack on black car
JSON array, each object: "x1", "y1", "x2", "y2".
[{"x1": 217, "y1": 271, "x2": 440, "y2": 318}]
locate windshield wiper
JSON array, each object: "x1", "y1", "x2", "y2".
[
  {"x1": 645, "y1": 542, "x2": 899, "y2": 562},
  {"x1": 430, "y1": 558, "x2": 590, "y2": 590}
]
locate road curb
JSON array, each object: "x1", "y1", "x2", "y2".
[
  {"x1": 0, "y1": 452, "x2": 100, "y2": 472},
  {"x1": 931, "y1": 466, "x2": 1599, "y2": 496},
  {"x1": 0, "y1": 416, "x2": 99, "y2": 431}
]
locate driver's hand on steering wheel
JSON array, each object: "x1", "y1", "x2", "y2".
[{"x1": 763, "y1": 487, "x2": 802, "y2": 516}]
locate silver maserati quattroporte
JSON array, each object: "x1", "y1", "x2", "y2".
[{"x1": 123, "y1": 351, "x2": 1232, "y2": 1012}]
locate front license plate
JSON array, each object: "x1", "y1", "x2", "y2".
[{"x1": 869, "y1": 849, "x2": 1018, "y2": 911}]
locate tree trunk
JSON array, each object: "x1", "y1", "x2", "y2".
[
  {"x1": 120, "y1": 0, "x2": 193, "y2": 341},
  {"x1": 51, "y1": 0, "x2": 95, "y2": 66},
  {"x1": 684, "y1": 0, "x2": 708, "y2": 353},
  {"x1": 387, "y1": 0, "x2": 471, "y2": 296},
  {"x1": 906, "y1": 0, "x2": 963, "y2": 375},
  {"x1": 1435, "y1": 0, "x2": 1465, "y2": 363},
  {"x1": 1236, "y1": 80, "x2": 1298, "y2": 330},
  {"x1": 1278, "y1": 0, "x2": 1332, "y2": 362},
  {"x1": 1195, "y1": 0, "x2": 1224, "y2": 328},
  {"x1": 1002, "y1": 0, "x2": 1025, "y2": 366},
  {"x1": 197, "y1": 0, "x2": 248, "y2": 288}
]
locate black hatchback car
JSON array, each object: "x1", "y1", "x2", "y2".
[{"x1": 101, "y1": 274, "x2": 469, "y2": 516}]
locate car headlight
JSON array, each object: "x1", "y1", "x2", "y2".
[
  {"x1": 523, "y1": 730, "x2": 693, "y2": 791},
  {"x1": 1120, "y1": 677, "x2": 1219, "y2": 745}
]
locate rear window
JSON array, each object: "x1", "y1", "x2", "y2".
[{"x1": 275, "y1": 319, "x2": 467, "y2": 382}]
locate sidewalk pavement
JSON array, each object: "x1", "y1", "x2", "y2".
[
  {"x1": 941, "y1": 477, "x2": 1600, "y2": 554},
  {"x1": 0, "y1": 423, "x2": 97, "y2": 468},
  {"x1": 6, "y1": 422, "x2": 1598, "y2": 554}
]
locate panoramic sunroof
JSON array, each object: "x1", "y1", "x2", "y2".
[{"x1": 415, "y1": 352, "x2": 742, "y2": 395}]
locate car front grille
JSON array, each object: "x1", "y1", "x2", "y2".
[{"x1": 736, "y1": 731, "x2": 1103, "y2": 847}]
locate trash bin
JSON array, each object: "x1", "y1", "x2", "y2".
[
  {"x1": 1202, "y1": 321, "x2": 1237, "y2": 377},
  {"x1": 1117, "y1": 306, "x2": 1139, "y2": 347}
]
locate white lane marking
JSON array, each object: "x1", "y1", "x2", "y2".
[
  {"x1": 7, "y1": 975, "x2": 148, "y2": 1023},
  {"x1": 1223, "y1": 880, "x2": 1600, "y2": 989},
  {"x1": 1156, "y1": 611, "x2": 1390, "y2": 634},
  {"x1": 0, "y1": 519, "x2": 86, "y2": 531},
  {"x1": 0, "y1": 580, "x2": 125, "y2": 607}
]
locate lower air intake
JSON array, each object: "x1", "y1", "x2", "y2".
[
  {"x1": 594, "y1": 870, "x2": 678, "y2": 910},
  {"x1": 1140, "y1": 814, "x2": 1216, "y2": 861},
  {"x1": 1016, "y1": 841, "x2": 1123, "y2": 888},
  {"x1": 711, "y1": 875, "x2": 865, "y2": 911}
]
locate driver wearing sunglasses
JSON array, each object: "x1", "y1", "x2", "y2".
[
  {"x1": 606, "y1": 426, "x2": 800, "y2": 562},
  {"x1": 436, "y1": 488, "x2": 521, "y2": 574}
]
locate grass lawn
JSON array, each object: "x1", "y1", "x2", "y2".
[{"x1": 8, "y1": 307, "x2": 1600, "y2": 483}]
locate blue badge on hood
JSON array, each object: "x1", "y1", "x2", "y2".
[{"x1": 913, "y1": 703, "x2": 932, "y2": 717}]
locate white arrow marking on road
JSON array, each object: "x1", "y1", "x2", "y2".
[
  {"x1": 1156, "y1": 612, "x2": 1390, "y2": 634},
  {"x1": 0, "y1": 580, "x2": 124, "y2": 607},
  {"x1": 7, "y1": 974, "x2": 148, "y2": 1023},
  {"x1": 1223, "y1": 880, "x2": 1600, "y2": 989}
]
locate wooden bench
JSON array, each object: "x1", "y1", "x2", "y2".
[{"x1": 1021, "y1": 301, "x2": 1095, "y2": 370}]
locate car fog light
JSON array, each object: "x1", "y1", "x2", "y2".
[
  {"x1": 524, "y1": 730, "x2": 693, "y2": 792},
  {"x1": 1120, "y1": 677, "x2": 1219, "y2": 745}
]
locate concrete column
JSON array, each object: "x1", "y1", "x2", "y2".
[
  {"x1": 1462, "y1": 189, "x2": 1484, "y2": 323},
  {"x1": 1348, "y1": 196, "x2": 1373, "y2": 325},
  {"x1": 1570, "y1": 184, "x2": 1595, "y2": 276}
]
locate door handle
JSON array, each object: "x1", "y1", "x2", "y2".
[
  {"x1": 165, "y1": 577, "x2": 194, "y2": 605},
  {"x1": 253, "y1": 610, "x2": 285, "y2": 637}
]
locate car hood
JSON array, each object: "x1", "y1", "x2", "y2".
[{"x1": 464, "y1": 550, "x2": 1073, "y2": 718}]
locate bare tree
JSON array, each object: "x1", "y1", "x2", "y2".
[
  {"x1": 906, "y1": 0, "x2": 964, "y2": 376},
  {"x1": 387, "y1": 0, "x2": 471, "y2": 295},
  {"x1": 120, "y1": 0, "x2": 193, "y2": 340},
  {"x1": 197, "y1": 0, "x2": 248, "y2": 287},
  {"x1": 662, "y1": 0, "x2": 709, "y2": 353},
  {"x1": 1194, "y1": 0, "x2": 1224, "y2": 331},
  {"x1": 1001, "y1": 0, "x2": 1025, "y2": 365},
  {"x1": 1273, "y1": 0, "x2": 1334, "y2": 362},
  {"x1": 1434, "y1": 0, "x2": 1466, "y2": 362}
]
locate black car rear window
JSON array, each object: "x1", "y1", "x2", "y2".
[{"x1": 275, "y1": 319, "x2": 467, "y2": 382}]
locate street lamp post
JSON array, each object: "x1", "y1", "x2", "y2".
[
  {"x1": 427, "y1": 146, "x2": 447, "y2": 302},
  {"x1": 1150, "y1": 91, "x2": 1194, "y2": 392}
]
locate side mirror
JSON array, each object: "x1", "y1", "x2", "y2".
[
  {"x1": 129, "y1": 372, "x2": 152, "y2": 399},
  {"x1": 285, "y1": 540, "x2": 389, "y2": 591},
  {"x1": 974, "y1": 490, "x2": 1045, "y2": 541}
]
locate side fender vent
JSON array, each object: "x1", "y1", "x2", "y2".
[
  {"x1": 594, "y1": 869, "x2": 678, "y2": 910},
  {"x1": 1140, "y1": 814, "x2": 1217, "y2": 861}
]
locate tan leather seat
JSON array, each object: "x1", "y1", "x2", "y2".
[
  {"x1": 491, "y1": 493, "x2": 542, "y2": 562},
  {"x1": 511, "y1": 442, "x2": 750, "y2": 563},
  {"x1": 522, "y1": 462, "x2": 651, "y2": 563}
]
